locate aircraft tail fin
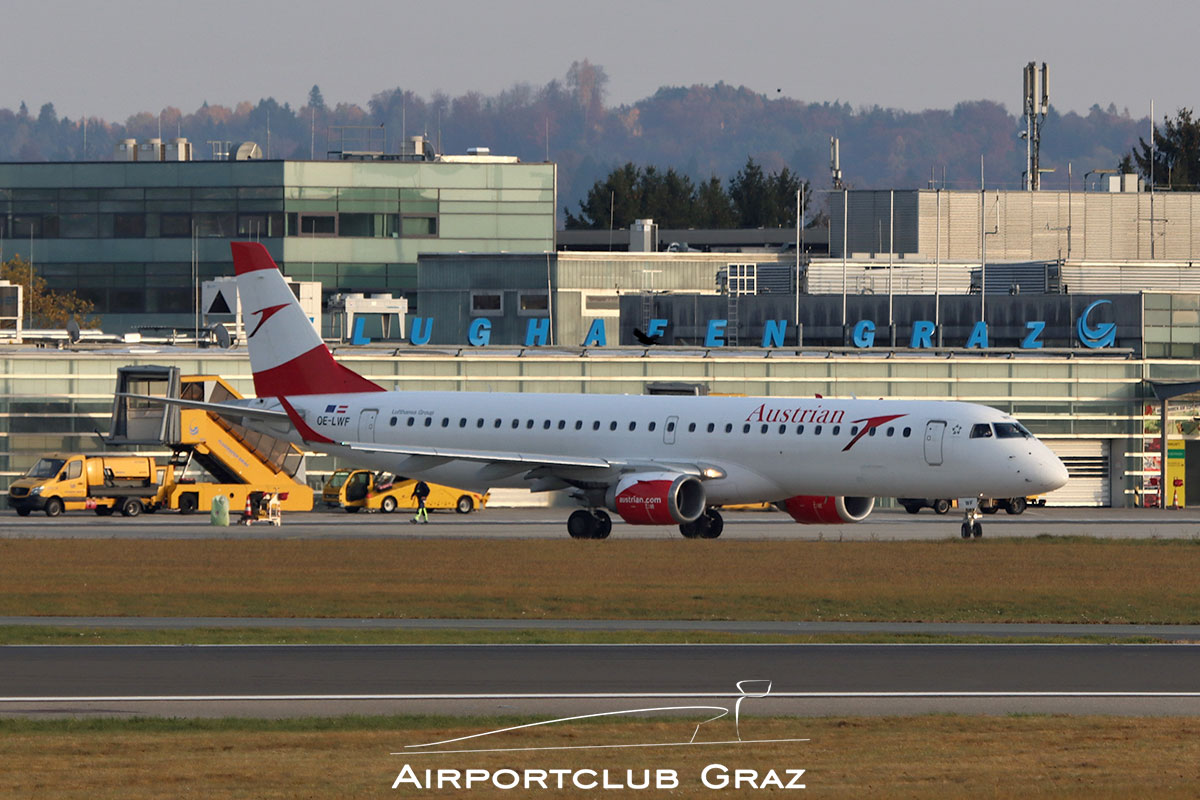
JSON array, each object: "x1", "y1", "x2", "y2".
[{"x1": 231, "y1": 242, "x2": 384, "y2": 397}]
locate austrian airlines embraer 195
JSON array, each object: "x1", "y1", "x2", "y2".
[{"x1": 164, "y1": 242, "x2": 1068, "y2": 539}]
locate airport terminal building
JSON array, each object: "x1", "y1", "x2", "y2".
[{"x1": 2, "y1": 168, "x2": 1200, "y2": 509}]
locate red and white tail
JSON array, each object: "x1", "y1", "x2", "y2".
[{"x1": 231, "y1": 242, "x2": 384, "y2": 397}]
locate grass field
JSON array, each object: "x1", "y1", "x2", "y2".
[
  {"x1": 3, "y1": 537, "x2": 1200, "y2": 624},
  {"x1": 2, "y1": 714, "x2": 1198, "y2": 798}
]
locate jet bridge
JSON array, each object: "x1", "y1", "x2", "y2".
[{"x1": 109, "y1": 366, "x2": 313, "y2": 512}]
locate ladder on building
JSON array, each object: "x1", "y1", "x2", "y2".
[{"x1": 726, "y1": 293, "x2": 739, "y2": 347}]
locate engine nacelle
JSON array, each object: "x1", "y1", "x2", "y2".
[
  {"x1": 606, "y1": 472, "x2": 706, "y2": 525},
  {"x1": 779, "y1": 495, "x2": 875, "y2": 524}
]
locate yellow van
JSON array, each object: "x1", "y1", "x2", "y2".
[
  {"x1": 322, "y1": 469, "x2": 487, "y2": 514},
  {"x1": 8, "y1": 454, "x2": 165, "y2": 517}
]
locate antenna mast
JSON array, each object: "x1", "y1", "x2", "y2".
[{"x1": 1023, "y1": 62, "x2": 1049, "y2": 190}]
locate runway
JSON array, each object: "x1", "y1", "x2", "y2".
[
  {"x1": 2, "y1": 506, "x2": 1199, "y2": 540},
  {"x1": 4, "y1": 643, "x2": 1200, "y2": 718}
]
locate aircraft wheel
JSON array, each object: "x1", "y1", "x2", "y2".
[
  {"x1": 961, "y1": 522, "x2": 972, "y2": 539},
  {"x1": 1005, "y1": 497, "x2": 1027, "y2": 515},
  {"x1": 380, "y1": 496, "x2": 398, "y2": 514},
  {"x1": 44, "y1": 498, "x2": 65, "y2": 518},
  {"x1": 933, "y1": 499, "x2": 951, "y2": 515},
  {"x1": 592, "y1": 510, "x2": 612, "y2": 539},
  {"x1": 697, "y1": 509, "x2": 723, "y2": 539},
  {"x1": 972, "y1": 521, "x2": 983, "y2": 538},
  {"x1": 568, "y1": 509, "x2": 596, "y2": 539},
  {"x1": 455, "y1": 495, "x2": 474, "y2": 514}
]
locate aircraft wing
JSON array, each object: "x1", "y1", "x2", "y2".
[
  {"x1": 336, "y1": 440, "x2": 615, "y2": 470},
  {"x1": 117, "y1": 393, "x2": 291, "y2": 425}
]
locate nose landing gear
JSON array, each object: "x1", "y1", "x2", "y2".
[{"x1": 960, "y1": 503, "x2": 983, "y2": 538}]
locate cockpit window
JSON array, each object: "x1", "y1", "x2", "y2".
[
  {"x1": 969, "y1": 423, "x2": 993, "y2": 439},
  {"x1": 994, "y1": 422, "x2": 1032, "y2": 439}
]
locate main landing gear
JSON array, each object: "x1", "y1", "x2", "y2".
[
  {"x1": 960, "y1": 505, "x2": 983, "y2": 539},
  {"x1": 679, "y1": 508, "x2": 724, "y2": 539},
  {"x1": 567, "y1": 508, "x2": 612, "y2": 539}
]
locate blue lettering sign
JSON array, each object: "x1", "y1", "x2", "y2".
[
  {"x1": 582, "y1": 319, "x2": 607, "y2": 347},
  {"x1": 762, "y1": 319, "x2": 787, "y2": 348},
  {"x1": 468, "y1": 318, "x2": 492, "y2": 347},
  {"x1": 910, "y1": 320, "x2": 935, "y2": 349},
  {"x1": 525, "y1": 317, "x2": 551, "y2": 346},
  {"x1": 350, "y1": 316, "x2": 370, "y2": 345},
  {"x1": 705, "y1": 319, "x2": 728, "y2": 347},
  {"x1": 647, "y1": 318, "x2": 668, "y2": 338},
  {"x1": 1077, "y1": 300, "x2": 1116, "y2": 348},
  {"x1": 852, "y1": 320, "x2": 876, "y2": 348},
  {"x1": 1022, "y1": 320, "x2": 1045, "y2": 349},
  {"x1": 964, "y1": 321, "x2": 989, "y2": 349},
  {"x1": 409, "y1": 316, "x2": 433, "y2": 345}
]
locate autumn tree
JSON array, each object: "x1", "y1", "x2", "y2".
[{"x1": 0, "y1": 254, "x2": 98, "y2": 329}]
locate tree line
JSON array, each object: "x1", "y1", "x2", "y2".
[{"x1": 564, "y1": 158, "x2": 811, "y2": 230}]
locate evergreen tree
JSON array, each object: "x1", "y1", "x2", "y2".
[{"x1": 1127, "y1": 108, "x2": 1200, "y2": 189}]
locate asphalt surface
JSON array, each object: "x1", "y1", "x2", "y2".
[
  {"x1": 2, "y1": 505, "x2": 1200, "y2": 540},
  {"x1": 4, "y1": 643, "x2": 1200, "y2": 718}
]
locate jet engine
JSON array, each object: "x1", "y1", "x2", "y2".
[
  {"x1": 778, "y1": 495, "x2": 875, "y2": 524},
  {"x1": 606, "y1": 472, "x2": 706, "y2": 525}
]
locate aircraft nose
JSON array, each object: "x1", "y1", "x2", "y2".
[{"x1": 1031, "y1": 453, "x2": 1069, "y2": 493}]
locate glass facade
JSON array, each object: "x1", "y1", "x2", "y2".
[{"x1": 0, "y1": 160, "x2": 556, "y2": 332}]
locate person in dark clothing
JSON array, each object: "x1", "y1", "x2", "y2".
[{"x1": 411, "y1": 480, "x2": 430, "y2": 523}]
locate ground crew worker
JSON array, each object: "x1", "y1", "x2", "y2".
[{"x1": 411, "y1": 479, "x2": 430, "y2": 523}]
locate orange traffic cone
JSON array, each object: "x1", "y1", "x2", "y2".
[{"x1": 242, "y1": 496, "x2": 253, "y2": 524}]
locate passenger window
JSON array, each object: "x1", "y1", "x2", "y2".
[
  {"x1": 707, "y1": 423, "x2": 715, "y2": 433},
  {"x1": 869, "y1": 427, "x2": 876, "y2": 436},
  {"x1": 778, "y1": 424, "x2": 786, "y2": 434},
  {"x1": 610, "y1": 421, "x2": 617, "y2": 431},
  {"x1": 494, "y1": 419, "x2": 502, "y2": 428},
  {"x1": 441, "y1": 418, "x2": 449, "y2": 427},
  {"x1": 650, "y1": 421, "x2": 658, "y2": 431},
  {"x1": 575, "y1": 421, "x2": 583, "y2": 430},
  {"x1": 760, "y1": 424, "x2": 768, "y2": 434},
  {"x1": 970, "y1": 423, "x2": 994, "y2": 439},
  {"x1": 424, "y1": 418, "x2": 432, "y2": 427},
  {"x1": 687, "y1": 422, "x2": 695, "y2": 432},
  {"x1": 832, "y1": 425, "x2": 841, "y2": 435},
  {"x1": 558, "y1": 420, "x2": 566, "y2": 430},
  {"x1": 459, "y1": 418, "x2": 467, "y2": 428},
  {"x1": 593, "y1": 421, "x2": 601, "y2": 431},
  {"x1": 743, "y1": 424, "x2": 751, "y2": 434},
  {"x1": 476, "y1": 418, "x2": 484, "y2": 428},
  {"x1": 796, "y1": 425, "x2": 804, "y2": 434},
  {"x1": 629, "y1": 422, "x2": 636, "y2": 431},
  {"x1": 814, "y1": 426, "x2": 822, "y2": 435},
  {"x1": 389, "y1": 417, "x2": 397, "y2": 426},
  {"x1": 903, "y1": 427, "x2": 911, "y2": 437},
  {"x1": 407, "y1": 417, "x2": 415, "y2": 427},
  {"x1": 526, "y1": 420, "x2": 535, "y2": 429},
  {"x1": 543, "y1": 420, "x2": 551, "y2": 430},
  {"x1": 886, "y1": 427, "x2": 894, "y2": 437},
  {"x1": 725, "y1": 423, "x2": 733, "y2": 433},
  {"x1": 850, "y1": 426, "x2": 859, "y2": 436},
  {"x1": 511, "y1": 419, "x2": 519, "y2": 429}
]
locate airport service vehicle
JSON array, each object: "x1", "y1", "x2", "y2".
[
  {"x1": 8, "y1": 454, "x2": 165, "y2": 517},
  {"x1": 109, "y1": 368, "x2": 313, "y2": 514},
  {"x1": 322, "y1": 469, "x2": 486, "y2": 514},
  {"x1": 125, "y1": 242, "x2": 1068, "y2": 540},
  {"x1": 899, "y1": 495, "x2": 1043, "y2": 515}
]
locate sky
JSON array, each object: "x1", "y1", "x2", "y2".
[{"x1": 4, "y1": 0, "x2": 1194, "y2": 123}]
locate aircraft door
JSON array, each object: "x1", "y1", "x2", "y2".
[
  {"x1": 664, "y1": 415, "x2": 679, "y2": 445},
  {"x1": 924, "y1": 420, "x2": 946, "y2": 466},
  {"x1": 358, "y1": 409, "x2": 378, "y2": 443}
]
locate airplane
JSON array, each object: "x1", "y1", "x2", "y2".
[{"x1": 126, "y1": 241, "x2": 1069, "y2": 540}]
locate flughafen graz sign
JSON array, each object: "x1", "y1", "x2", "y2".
[{"x1": 388, "y1": 298, "x2": 1123, "y2": 350}]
